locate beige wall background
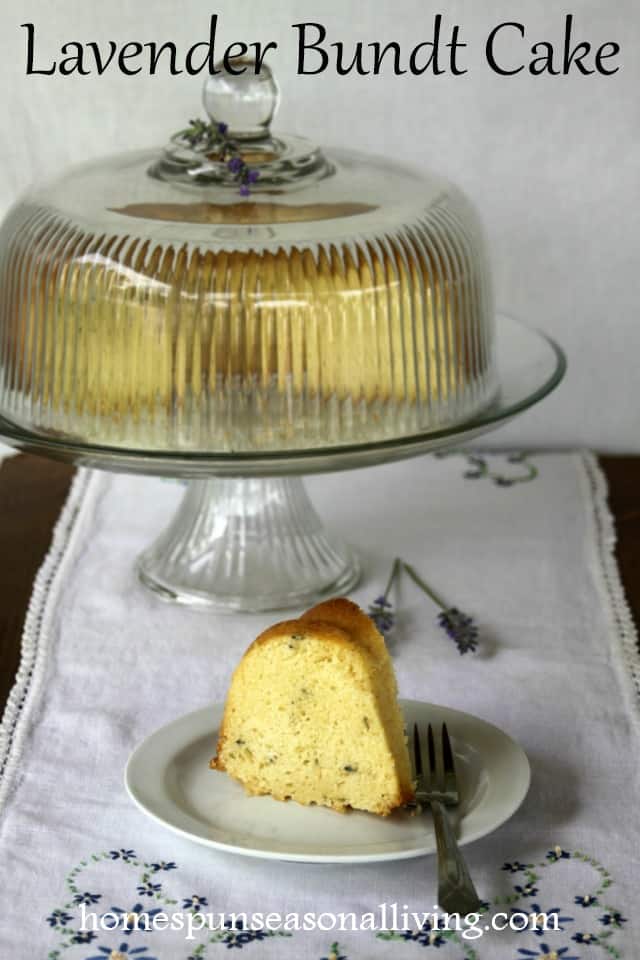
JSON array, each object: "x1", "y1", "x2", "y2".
[{"x1": 0, "y1": 0, "x2": 638, "y2": 449}]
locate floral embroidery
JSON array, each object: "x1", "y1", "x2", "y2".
[
  {"x1": 182, "y1": 895, "x2": 208, "y2": 910},
  {"x1": 436, "y1": 451, "x2": 539, "y2": 487},
  {"x1": 490, "y1": 847, "x2": 625, "y2": 959},
  {"x1": 378, "y1": 921, "x2": 473, "y2": 956},
  {"x1": 600, "y1": 912, "x2": 627, "y2": 927},
  {"x1": 206, "y1": 918, "x2": 291, "y2": 950},
  {"x1": 320, "y1": 944, "x2": 348, "y2": 960},
  {"x1": 86, "y1": 945, "x2": 157, "y2": 960},
  {"x1": 47, "y1": 909, "x2": 74, "y2": 928},
  {"x1": 43, "y1": 844, "x2": 628, "y2": 959},
  {"x1": 214, "y1": 919, "x2": 270, "y2": 947},
  {"x1": 45, "y1": 849, "x2": 180, "y2": 960},
  {"x1": 572, "y1": 931, "x2": 599, "y2": 943},
  {"x1": 574, "y1": 894, "x2": 598, "y2": 907},
  {"x1": 521, "y1": 905, "x2": 573, "y2": 936},
  {"x1": 109, "y1": 850, "x2": 137, "y2": 862},
  {"x1": 514, "y1": 884, "x2": 539, "y2": 898},
  {"x1": 150, "y1": 861, "x2": 177, "y2": 872},
  {"x1": 69, "y1": 931, "x2": 97, "y2": 944},
  {"x1": 103, "y1": 904, "x2": 164, "y2": 935},
  {"x1": 73, "y1": 893, "x2": 102, "y2": 906},
  {"x1": 546, "y1": 848, "x2": 571, "y2": 863},
  {"x1": 136, "y1": 883, "x2": 162, "y2": 897},
  {"x1": 516, "y1": 946, "x2": 578, "y2": 959},
  {"x1": 400, "y1": 922, "x2": 447, "y2": 947}
]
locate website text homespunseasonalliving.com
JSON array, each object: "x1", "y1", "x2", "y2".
[{"x1": 80, "y1": 903, "x2": 561, "y2": 941}]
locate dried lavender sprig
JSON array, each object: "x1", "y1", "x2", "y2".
[
  {"x1": 178, "y1": 117, "x2": 229, "y2": 150},
  {"x1": 437, "y1": 608, "x2": 479, "y2": 654},
  {"x1": 403, "y1": 561, "x2": 479, "y2": 655},
  {"x1": 368, "y1": 558, "x2": 480, "y2": 654},
  {"x1": 368, "y1": 557, "x2": 402, "y2": 637},
  {"x1": 368, "y1": 596, "x2": 394, "y2": 636},
  {"x1": 176, "y1": 118, "x2": 260, "y2": 196},
  {"x1": 402, "y1": 561, "x2": 448, "y2": 609}
]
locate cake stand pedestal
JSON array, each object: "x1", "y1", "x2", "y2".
[
  {"x1": 137, "y1": 476, "x2": 359, "y2": 611},
  {"x1": 0, "y1": 316, "x2": 564, "y2": 612}
]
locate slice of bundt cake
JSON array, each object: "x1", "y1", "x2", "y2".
[{"x1": 210, "y1": 598, "x2": 413, "y2": 815}]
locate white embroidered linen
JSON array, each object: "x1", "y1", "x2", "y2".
[{"x1": 0, "y1": 452, "x2": 637, "y2": 958}]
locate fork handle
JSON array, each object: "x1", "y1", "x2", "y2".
[{"x1": 431, "y1": 799, "x2": 483, "y2": 916}]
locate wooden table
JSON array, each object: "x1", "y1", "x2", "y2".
[{"x1": 0, "y1": 454, "x2": 638, "y2": 714}]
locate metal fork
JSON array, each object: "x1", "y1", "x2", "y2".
[{"x1": 413, "y1": 722, "x2": 482, "y2": 915}]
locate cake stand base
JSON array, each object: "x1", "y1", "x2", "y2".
[{"x1": 137, "y1": 476, "x2": 360, "y2": 612}]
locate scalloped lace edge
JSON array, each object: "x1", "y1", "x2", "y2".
[
  {"x1": 581, "y1": 451, "x2": 640, "y2": 726},
  {"x1": 0, "y1": 469, "x2": 94, "y2": 815}
]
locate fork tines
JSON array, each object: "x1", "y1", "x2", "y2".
[
  {"x1": 412, "y1": 723, "x2": 423, "y2": 777},
  {"x1": 441, "y1": 723, "x2": 455, "y2": 773},
  {"x1": 413, "y1": 721, "x2": 459, "y2": 804}
]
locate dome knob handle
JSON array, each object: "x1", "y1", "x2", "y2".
[{"x1": 203, "y1": 59, "x2": 279, "y2": 141}]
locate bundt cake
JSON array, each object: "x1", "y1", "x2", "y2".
[{"x1": 210, "y1": 597, "x2": 414, "y2": 815}]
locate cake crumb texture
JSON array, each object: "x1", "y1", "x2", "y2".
[{"x1": 211, "y1": 598, "x2": 414, "y2": 815}]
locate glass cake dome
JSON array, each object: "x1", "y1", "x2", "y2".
[
  {"x1": 0, "y1": 59, "x2": 496, "y2": 453},
  {"x1": 0, "y1": 60, "x2": 565, "y2": 612}
]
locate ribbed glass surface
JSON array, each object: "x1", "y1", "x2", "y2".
[
  {"x1": 138, "y1": 476, "x2": 359, "y2": 609},
  {"x1": 0, "y1": 187, "x2": 494, "y2": 452}
]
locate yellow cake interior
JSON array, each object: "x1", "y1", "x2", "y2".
[{"x1": 210, "y1": 597, "x2": 414, "y2": 815}]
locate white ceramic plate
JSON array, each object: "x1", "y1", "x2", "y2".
[{"x1": 125, "y1": 700, "x2": 530, "y2": 864}]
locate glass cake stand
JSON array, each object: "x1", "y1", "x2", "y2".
[{"x1": 0, "y1": 316, "x2": 565, "y2": 611}]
